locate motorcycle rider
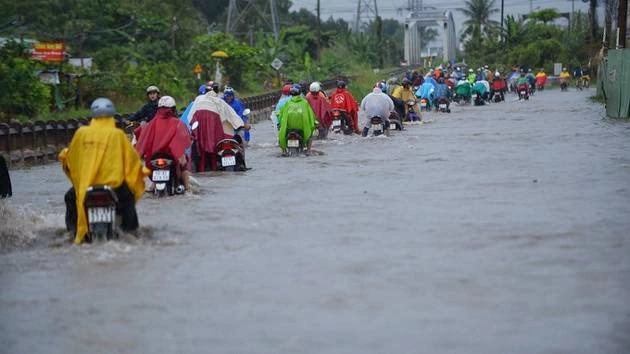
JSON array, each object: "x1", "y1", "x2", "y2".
[
  {"x1": 490, "y1": 71, "x2": 507, "y2": 101},
  {"x1": 516, "y1": 71, "x2": 530, "y2": 98},
  {"x1": 59, "y1": 98, "x2": 148, "y2": 244},
  {"x1": 467, "y1": 68, "x2": 476, "y2": 84},
  {"x1": 559, "y1": 67, "x2": 571, "y2": 90},
  {"x1": 0, "y1": 155, "x2": 11, "y2": 198},
  {"x1": 525, "y1": 69, "x2": 536, "y2": 94},
  {"x1": 134, "y1": 96, "x2": 192, "y2": 193},
  {"x1": 415, "y1": 77, "x2": 436, "y2": 111},
  {"x1": 305, "y1": 81, "x2": 332, "y2": 139},
  {"x1": 278, "y1": 84, "x2": 317, "y2": 155},
  {"x1": 129, "y1": 85, "x2": 160, "y2": 123},
  {"x1": 535, "y1": 68, "x2": 547, "y2": 90},
  {"x1": 432, "y1": 78, "x2": 451, "y2": 112},
  {"x1": 329, "y1": 80, "x2": 360, "y2": 134},
  {"x1": 392, "y1": 77, "x2": 421, "y2": 121},
  {"x1": 223, "y1": 86, "x2": 251, "y2": 145},
  {"x1": 360, "y1": 84, "x2": 395, "y2": 137},
  {"x1": 573, "y1": 66, "x2": 583, "y2": 89},
  {"x1": 187, "y1": 85, "x2": 250, "y2": 171}
]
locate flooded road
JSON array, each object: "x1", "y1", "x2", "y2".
[{"x1": 1, "y1": 89, "x2": 629, "y2": 353}]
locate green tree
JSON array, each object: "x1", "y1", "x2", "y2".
[
  {"x1": 459, "y1": 0, "x2": 499, "y2": 42},
  {"x1": 0, "y1": 41, "x2": 51, "y2": 121}
]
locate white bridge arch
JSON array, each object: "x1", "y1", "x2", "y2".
[{"x1": 404, "y1": 9, "x2": 456, "y2": 66}]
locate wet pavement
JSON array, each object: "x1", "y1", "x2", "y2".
[{"x1": 1, "y1": 88, "x2": 629, "y2": 353}]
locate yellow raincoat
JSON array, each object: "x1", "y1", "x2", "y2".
[{"x1": 58, "y1": 117, "x2": 148, "y2": 244}]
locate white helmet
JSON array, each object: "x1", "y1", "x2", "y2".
[
  {"x1": 146, "y1": 85, "x2": 160, "y2": 94},
  {"x1": 158, "y1": 96, "x2": 176, "y2": 108},
  {"x1": 309, "y1": 81, "x2": 321, "y2": 93}
]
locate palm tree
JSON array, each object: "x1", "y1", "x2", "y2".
[{"x1": 458, "y1": 0, "x2": 500, "y2": 42}]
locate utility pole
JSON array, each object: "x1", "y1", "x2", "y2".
[
  {"x1": 500, "y1": 0, "x2": 504, "y2": 33},
  {"x1": 571, "y1": 0, "x2": 575, "y2": 32},
  {"x1": 619, "y1": 0, "x2": 628, "y2": 48},
  {"x1": 316, "y1": 0, "x2": 321, "y2": 58}
]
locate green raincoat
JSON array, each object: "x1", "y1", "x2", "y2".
[{"x1": 278, "y1": 96, "x2": 316, "y2": 150}]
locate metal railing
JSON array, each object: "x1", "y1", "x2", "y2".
[{"x1": 0, "y1": 78, "x2": 341, "y2": 167}]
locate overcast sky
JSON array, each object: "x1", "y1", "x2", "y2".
[{"x1": 290, "y1": 0, "x2": 593, "y2": 32}]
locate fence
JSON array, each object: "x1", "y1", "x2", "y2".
[
  {"x1": 0, "y1": 79, "x2": 341, "y2": 167},
  {"x1": 597, "y1": 48, "x2": 630, "y2": 119}
]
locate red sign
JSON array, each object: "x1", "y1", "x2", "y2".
[{"x1": 32, "y1": 42, "x2": 65, "y2": 62}]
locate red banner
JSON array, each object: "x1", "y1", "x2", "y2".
[{"x1": 32, "y1": 42, "x2": 65, "y2": 62}]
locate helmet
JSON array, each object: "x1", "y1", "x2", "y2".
[
  {"x1": 401, "y1": 77, "x2": 411, "y2": 85},
  {"x1": 309, "y1": 81, "x2": 321, "y2": 93},
  {"x1": 495, "y1": 71, "x2": 500, "y2": 77},
  {"x1": 198, "y1": 84, "x2": 207, "y2": 95},
  {"x1": 468, "y1": 68, "x2": 473, "y2": 73},
  {"x1": 158, "y1": 96, "x2": 176, "y2": 108},
  {"x1": 375, "y1": 81, "x2": 387, "y2": 93},
  {"x1": 336, "y1": 80, "x2": 346, "y2": 88},
  {"x1": 90, "y1": 97, "x2": 116, "y2": 118},
  {"x1": 223, "y1": 86, "x2": 235, "y2": 96},
  {"x1": 282, "y1": 84, "x2": 291, "y2": 95},
  {"x1": 527, "y1": 68, "x2": 532, "y2": 72},
  {"x1": 289, "y1": 84, "x2": 301, "y2": 95},
  {"x1": 146, "y1": 85, "x2": 160, "y2": 94}
]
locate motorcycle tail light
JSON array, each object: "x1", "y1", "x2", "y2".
[{"x1": 86, "y1": 192, "x2": 114, "y2": 206}]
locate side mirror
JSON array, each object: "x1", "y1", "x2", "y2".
[
  {"x1": 242, "y1": 108, "x2": 251, "y2": 116},
  {"x1": 191, "y1": 121, "x2": 199, "y2": 130}
]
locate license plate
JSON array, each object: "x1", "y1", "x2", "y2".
[
  {"x1": 389, "y1": 123, "x2": 396, "y2": 130},
  {"x1": 439, "y1": 103, "x2": 447, "y2": 109},
  {"x1": 312, "y1": 129, "x2": 319, "y2": 137},
  {"x1": 371, "y1": 124, "x2": 381, "y2": 132},
  {"x1": 332, "y1": 120, "x2": 341, "y2": 128},
  {"x1": 287, "y1": 139, "x2": 299, "y2": 148},
  {"x1": 87, "y1": 207, "x2": 113, "y2": 223},
  {"x1": 221, "y1": 155, "x2": 236, "y2": 166},
  {"x1": 520, "y1": 91, "x2": 526, "y2": 95},
  {"x1": 420, "y1": 102, "x2": 427, "y2": 107},
  {"x1": 152, "y1": 169, "x2": 170, "y2": 182}
]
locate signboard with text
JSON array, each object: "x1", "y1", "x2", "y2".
[{"x1": 32, "y1": 42, "x2": 65, "y2": 62}]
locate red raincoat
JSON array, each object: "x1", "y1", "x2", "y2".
[
  {"x1": 305, "y1": 92, "x2": 332, "y2": 128},
  {"x1": 329, "y1": 88, "x2": 359, "y2": 132},
  {"x1": 135, "y1": 107, "x2": 191, "y2": 165},
  {"x1": 189, "y1": 110, "x2": 232, "y2": 171}
]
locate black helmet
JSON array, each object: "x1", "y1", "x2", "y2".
[{"x1": 336, "y1": 80, "x2": 346, "y2": 88}]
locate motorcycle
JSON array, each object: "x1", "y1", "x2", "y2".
[
  {"x1": 285, "y1": 129, "x2": 304, "y2": 156},
  {"x1": 84, "y1": 185, "x2": 119, "y2": 242},
  {"x1": 419, "y1": 98, "x2": 430, "y2": 112},
  {"x1": 331, "y1": 109, "x2": 353, "y2": 135},
  {"x1": 492, "y1": 91, "x2": 503, "y2": 102},
  {"x1": 149, "y1": 152, "x2": 184, "y2": 197},
  {"x1": 560, "y1": 81, "x2": 569, "y2": 91},
  {"x1": 405, "y1": 100, "x2": 421, "y2": 122},
  {"x1": 437, "y1": 97, "x2": 450, "y2": 113},
  {"x1": 517, "y1": 84, "x2": 530, "y2": 100},
  {"x1": 369, "y1": 116, "x2": 386, "y2": 136},
  {"x1": 473, "y1": 92, "x2": 485, "y2": 106},
  {"x1": 388, "y1": 111, "x2": 403, "y2": 131},
  {"x1": 216, "y1": 137, "x2": 246, "y2": 171}
]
